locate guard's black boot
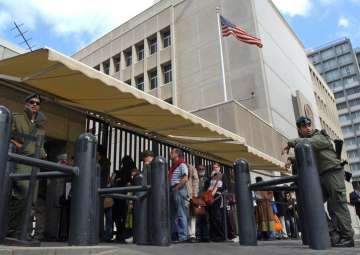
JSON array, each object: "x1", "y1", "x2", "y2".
[{"x1": 334, "y1": 238, "x2": 354, "y2": 248}]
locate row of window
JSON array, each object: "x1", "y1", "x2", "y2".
[
  {"x1": 94, "y1": 28, "x2": 171, "y2": 74},
  {"x1": 315, "y1": 54, "x2": 354, "y2": 73},
  {"x1": 334, "y1": 85, "x2": 360, "y2": 99},
  {"x1": 351, "y1": 163, "x2": 360, "y2": 171},
  {"x1": 348, "y1": 149, "x2": 359, "y2": 159},
  {"x1": 310, "y1": 43, "x2": 351, "y2": 63},
  {"x1": 126, "y1": 63, "x2": 172, "y2": 91},
  {"x1": 328, "y1": 75, "x2": 359, "y2": 90},
  {"x1": 345, "y1": 137, "x2": 360, "y2": 147},
  {"x1": 339, "y1": 110, "x2": 360, "y2": 123},
  {"x1": 324, "y1": 64, "x2": 357, "y2": 82}
]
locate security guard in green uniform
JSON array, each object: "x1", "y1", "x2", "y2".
[
  {"x1": 282, "y1": 116, "x2": 354, "y2": 248},
  {"x1": 8, "y1": 93, "x2": 47, "y2": 240}
]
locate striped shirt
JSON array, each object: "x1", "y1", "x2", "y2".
[{"x1": 171, "y1": 163, "x2": 188, "y2": 186}]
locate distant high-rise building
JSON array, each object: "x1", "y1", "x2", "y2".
[
  {"x1": 308, "y1": 38, "x2": 360, "y2": 173},
  {"x1": 355, "y1": 47, "x2": 360, "y2": 69}
]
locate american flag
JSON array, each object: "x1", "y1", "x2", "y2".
[{"x1": 220, "y1": 15, "x2": 263, "y2": 48}]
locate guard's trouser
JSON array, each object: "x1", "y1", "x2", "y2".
[
  {"x1": 8, "y1": 164, "x2": 31, "y2": 238},
  {"x1": 320, "y1": 169, "x2": 354, "y2": 240}
]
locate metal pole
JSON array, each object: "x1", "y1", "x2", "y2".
[
  {"x1": 20, "y1": 135, "x2": 43, "y2": 241},
  {"x1": 295, "y1": 143, "x2": 330, "y2": 250},
  {"x1": 216, "y1": 7, "x2": 228, "y2": 102},
  {"x1": 292, "y1": 162, "x2": 308, "y2": 245},
  {"x1": 234, "y1": 160, "x2": 257, "y2": 246},
  {"x1": 133, "y1": 174, "x2": 148, "y2": 245},
  {"x1": 68, "y1": 133, "x2": 99, "y2": 246},
  {"x1": 0, "y1": 106, "x2": 12, "y2": 242},
  {"x1": 149, "y1": 156, "x2": 170, "y2": 246}
]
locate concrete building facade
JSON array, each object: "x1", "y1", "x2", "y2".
[
  {"x1": 308, "y1": 38, "x2": 360, "y2": 173},
  {"x1": 73, "y1": 0, "x2": 342, "y2": 164}
]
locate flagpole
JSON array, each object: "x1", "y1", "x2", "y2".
[{"x1": 216, "y1": 7, "x2": 228, "y2": 102}]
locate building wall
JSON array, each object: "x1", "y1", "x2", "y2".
[
  {"x1": 252, "y1": 0, "x2": 321, "y2": 138},
  {"x1": 309, "y1": 64, "x2": 343, "y2": 140},
  {"x1": 308, "y1": 38, "x2": 360, "y2": 172}
]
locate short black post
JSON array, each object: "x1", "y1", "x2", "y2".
[
  {"x1": 133, "y1": 173, "x2": 148, "y2": 245},
  {"x1": 295, "y1": 143, "x2": 330, "y2": 250},
  {"x1": 234, "y1": 160, "x2": 257, "y2": 246},
  {"x1": 0, "y1": 106, "x2": 12, "y2": 242},
  {"x1": 149, "y1": 156, "x2": 170, "y2": 246},
  {"x1": 68, "y1": 133, "x2": 98, "y2": 246},
  {"x1": 292, "y1": 162, "x2": 308, "y2": 245}
]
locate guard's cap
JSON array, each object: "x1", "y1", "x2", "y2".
[
  {"x1": 25, "y1": 93, "x2": 41, "y2": 103},
  {"x1": 296, "y1": 116, "x2": 311, "y2": 128}
]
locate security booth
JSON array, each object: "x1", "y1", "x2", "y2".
[{"x1": 0, "y1": 48, "x2": 306, "y2": 248}]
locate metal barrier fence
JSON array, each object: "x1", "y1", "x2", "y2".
[{"x1": 234, "y1": 143, "x2": 331, "y2": 250}]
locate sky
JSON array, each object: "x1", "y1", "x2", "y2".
[{"x1": 0, "y1": 0, "x2": 359, "y2": 55}]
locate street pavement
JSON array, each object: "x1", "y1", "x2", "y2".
[{"x1": 0, "y1": 240, "x2": 360, "y2": 255}]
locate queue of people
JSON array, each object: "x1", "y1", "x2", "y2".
[{"x1": 4, "y1": 93, "x2": 356, "y2": 248}]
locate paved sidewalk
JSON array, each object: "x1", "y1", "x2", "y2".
[{"x1": 0, "y1": 240, "x2": 359, "y2": 255}]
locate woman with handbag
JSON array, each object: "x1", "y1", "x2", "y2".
[{"x1": 206, "y1": 163, "x2": 226, "y2": 242}]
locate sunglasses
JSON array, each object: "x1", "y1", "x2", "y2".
[{"x1": 28, "y1": 100, "x2": 40, "y2": 106}]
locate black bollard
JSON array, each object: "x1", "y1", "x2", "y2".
[
  {"x1": 0, "y1": 106, "x2": 11, "y2": 242},
  {"x1": 291, "y1": 163, "x2": 308, "y2": 245},
  {"x1": 133, "y1": 173, "x2": 148, "y2": 245},
  {"x1": 295, "y1": 143, "x2": 330, "y2": 250},
  {"x1": 68, "y1": 133, "x2": 98, "y2": 246},
  {"x1": 149, "y1": 156, "x2": 170, "y2": 246},
  {"x1": 234, "y1": 160, "x2": 257, "y2": 246}
]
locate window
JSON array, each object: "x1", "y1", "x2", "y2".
[
  {"x1": 322, "y1": 59, "x2": 337, "y2": 72},
  {"x1": 334, "y1": 91, "x2": 344, "y2": 99},
  {"x1": 344, "y1": 75, "x2": 359, "y2": 87},
  {"x1": 325, "y1": 70, "x2": 340, "y2": 81},
  {"x1": 149, "y1": 70, "x2": 158, "y2": 89},
  {"x1": 339, "y1": 113, "x2": 350, "y2": 122},
  {"x1": 124, "y1": 49, "x2": 132, "y2": 66},
  {"x1": 351, "y1": 163, "x2": 360, "y2": 171},
  {"x1": 321, "y1": 48, "x2": 335, "y2": 60},
  {"x1": 94, "y1": 65, "x2": 100, "y2": 71},
  {"x1": 137, "y1": 44, "x2": 144, "y2": 61},
  {"x1": 337, "y1": 54, "x2": 352, "y2": 65},
  {"x1": 346, "y1": 86, "x2": 360, "y2": 96},
  {"x1": 113, "y1": 54, "x2": 121, "y2": 72},
  {"x1": 162, "y1": 30, "x2": 171, "y2": 48},
  {"x1": 328, "y1": 80, "x2": 343, "y2": 90},
  {"x1": 163, "y1": 63, "x2": 172, "y2": 84},
  {"x1": 342, "y1": 126, "x2": 353, "y2": 134},
  {"x1": 345, "y1": 138, "x2": 356, "y2": 146},
  {"x1": 310, "y1": 53, "x2": 321, "y2": 64},
  {"x1": 337, "y1": 102, "x2": 347, "y2": 110},
  {"x1": 102, "y1": 60, "x2": 110, "y2": 75},
  {"x1": 149, "y1": 37, "x2": 157, "y2": 55},
  {"x1": 352, "y1": 111, "x2": 360, "y2": 122},
  {"x1": 347, "y1": 150, "x2": 359, "y2": 159},
  {"x1": 341, "y1": 65, "x2": 355, "y2": 77},
  {"x1": 335, "y1": 43, "x2": 350, "y2": 55},
  {"x1": 136, "y1": 76, "x2": 144, "y2": 91},
  {"x1": 164, "y1": 98, "x2": 173, "y2": 104}
]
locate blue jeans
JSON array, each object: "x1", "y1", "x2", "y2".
[
  {"x1": 104, "y1": 207, "x2": 113, "y2": 240},
  {"x1": 170, "y1": 186, "x2": 189, "y2": 241}
]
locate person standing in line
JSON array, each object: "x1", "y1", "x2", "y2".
[
  {"x1": 169, "y1": 148, "x2": 189, "y2": 243},
  {"x1": 195, "y1": 164, "x2": 210, "y2": 242},
  {"x1": 186, "y1": 165, "x2": 199, "y2": 242}
]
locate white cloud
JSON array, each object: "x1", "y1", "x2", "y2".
[
  {"x1": 0, "y1": 0, "x2": 155, "y2": 38},
  {"x1": 272, "y1": 0, "x2": 313, "y2": 17},
  {"x1": 338, "y1": 17, "x2": 350, "y2": 28}
]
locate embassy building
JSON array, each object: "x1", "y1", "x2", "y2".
[{"x1": 74, "y1": 0, "x2": 343, "y2": 169}]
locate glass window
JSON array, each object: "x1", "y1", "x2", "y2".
[
  {"x1": 342, "y1": 126, "x2": 353, "y2": 134},
  {"x1": 351, "y1": 163, "x2": 360, "y2": 171},
  {"x1": 162, "y1": 30, "x2": 171, "y2": 48},
  {"x1": 102, "y1": 60, "x2": 110, "y2": 75},
  {"x1": 347, "y1": 150, "x2": 359, "y2": 159},
  {"x1": 337, "y1": 54, "x2": 352, "y2": 65},
  {"x1": 335, "y1": 43, "x2": 350, "y2": 55},
  {"x1": 163, "y1": 63, "x2": 172, "y2": 84},
  {"x1": 321, "y1": 48, "x2": 335, "y2": 60},
  {"x1": 344, "y1": 75, "x2": 359, "y2": 87},
  {"x1": 328, "y1": 80, "x2": 343, "y2": 90},
  {"x1": 346, "y1": 86, "x2": 360, "y2": 96},
  {"x1": 124, "y1": 50, "x2": 132, "y2": 66},
  {"x1": 337, "y1": 102, "x2": 347, "y2": 110},
  {"x1": 325, "y1": 69, "x2": 340, "y2": 82},
  {"x1": 137, "y1": 44, "x2": 144, "y2": 61},
  {"x1": 136, "y1": 76, "x2": 144, "y2": 91},
  {"x1": 334, "y1": 91, "x2": 344, "y2": 99},
  {"x1": 323, "y1": 59, "x2": 337, "y2": 71},
  {"x1": 341, "y1": 64, "x2": 355, "y2": 77},
  {"x1": 149, "y1": 37, "x2": 157, "y2": 55},
  {"x1": 112, "y1": 54, "x2": 121, "y2": 72},
  {"x1": 149, "y1": 70, "x2": 158, "y2": 90},
  {"x1": 352, "y1": 111, "x2": 360, "y2": 122},
  {"x1": 345, "y1": 138, "x2": 356, "y2": 146}
]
